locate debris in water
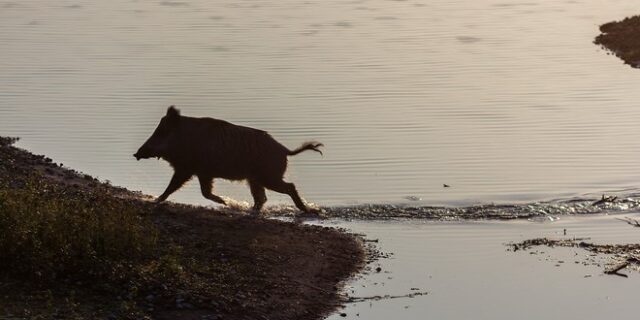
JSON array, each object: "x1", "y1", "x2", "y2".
[
  {"x1": 592, "y1": 194, "x2": 617, "y2": 206},
  {"x1": 509, "y1": 237, "x2": 640, "y2": 277},
  {"x1": 616, "y1": 217, "x2": 640, "y2": 228},
  {"x1": 347, "y1": 291, "x2": 429, "y2": 303}
]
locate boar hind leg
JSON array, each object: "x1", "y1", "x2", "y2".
[
  {"x1": 198, "y1": 175, "x2": 226, "y2": 205},
  {"x1": 158, "y1": 171, "x2": 192, "y2": 202},
  {"x1": 249, "y1": 181, "x2": 267, "y2": 212},
  {"x1": 265, "y1": 180, "x2": 311, "y2": 213}
]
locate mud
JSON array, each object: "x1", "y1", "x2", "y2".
[{"x1": 595, "y1": 15, "x2": 640, "y2": 68}]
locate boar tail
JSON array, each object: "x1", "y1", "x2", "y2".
[{"x1": 288, "y1": 141, "x2": 324, "y2": 156}]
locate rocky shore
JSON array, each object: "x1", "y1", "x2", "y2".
[{"x1": 0, "y1": 136, "x2": 365, "y2": 320}]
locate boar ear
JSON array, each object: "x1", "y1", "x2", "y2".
[{"x1": 167, "y1": 105, "x2": 181, "y2": 119}]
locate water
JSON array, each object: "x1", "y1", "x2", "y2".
[
  {"x1": 4, "y1": 2, "x2": 640, "y2": 319},
  {"x1": 2, "y1": 0, "x2": 640, "y2": 208},
  {"x1": 322, "y1": 214, "x2": 640, "y2": 320}
]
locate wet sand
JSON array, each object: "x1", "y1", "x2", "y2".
[
  {"x1": 595, "y1": 15, "x2": 640, "y2": 68},
  {"x1": 0, "y1": 136, "x2": 364, "y2": 320}
]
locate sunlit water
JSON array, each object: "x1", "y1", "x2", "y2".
[
  {"x1": 321, "y1": 214, "x2": 640, "y2": 320},
  {"x1": 2, "y1": 0, "x2": 640, "y2": 209}
]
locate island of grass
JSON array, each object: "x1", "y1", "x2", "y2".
[
  {"x1": 0, "y1": 136, "x2": 365, "y2": 320},
  {"x1": 595, "y1": 15, "x2": 640, "y2": 68}
]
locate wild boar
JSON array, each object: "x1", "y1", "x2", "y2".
[{"x1": 134, "y1": 106, "x2": 323, "y2": 213}]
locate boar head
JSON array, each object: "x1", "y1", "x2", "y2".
[{"x1": 134, "y1": 106, "x2": 181, "y2": 161}]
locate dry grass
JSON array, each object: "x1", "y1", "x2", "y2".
[{"x1": 0, "y1": 178, "x2": 157, "y2": 283}]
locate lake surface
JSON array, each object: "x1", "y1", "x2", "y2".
[
  {"x1": 322, "y1": 214, "x2": 640, "y2": 320},
  {"x1": 2, "y1": 0, "x2": 640, "y2": 208},
  {"x1": 4, "y1": 2, "x2": 640, "y2": 319}
]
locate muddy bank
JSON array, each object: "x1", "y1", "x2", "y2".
[
  {"x1": 0, "y1": 136, "x2": 365, "y2": 320},
  {"x1": 595, "y1": 15, "x2": 640, "y2": 68}
]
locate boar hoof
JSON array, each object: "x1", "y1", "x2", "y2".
[
  {"x1": 249, "y1": 209, "x2": 261, "y2": 217},
  {"x1": 302, "y1": 208, "x2": 321, "y2": 216},
  {"x1": 207, "y1": 196, "x2": 226, "y2": 205}
]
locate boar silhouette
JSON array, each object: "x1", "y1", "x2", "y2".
[{"x1": 134, "y1": 106, "x2": 323, "y2": 213}]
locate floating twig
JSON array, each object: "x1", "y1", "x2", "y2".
[
  {"x1": 616, "y1": 217, "x2": 640, "y2": 228},
  {"x1": 604, "y1": 261, "x2": 630, "y2": 277},
  {"x1": 592, "y1": 194, "x2": 617, "y2": 206},
  {"x1": 347, "y1": 291, "x2": 428, "y2": 303}
]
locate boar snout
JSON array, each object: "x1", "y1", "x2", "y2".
[{"x1": 134, "y1": 145, "x2": 157, "y2": 160}]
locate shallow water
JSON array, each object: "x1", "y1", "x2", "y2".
[
  {"x1": 2, "y1": 0, "x2": 640, "y2": 207},
  {"x1": 321, "y1": 213, "x2": 640, "y2": 320}
]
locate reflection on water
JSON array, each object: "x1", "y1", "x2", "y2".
[
  {"x1": 2, "y1": 0, "x2": 640, "y2": 207},
  {"x1": 322, "y1": 214, "x2": 640, "y2": 320}
]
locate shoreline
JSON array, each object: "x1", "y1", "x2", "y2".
[
  {"x1": 595, "y1": 15, "x2": 640, "y2": 68},
  {"x1": 0, "y1": 136, "x2": 365, "y2": 320}
]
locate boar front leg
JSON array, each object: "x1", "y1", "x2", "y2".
[
  {"x1": 249, "y1": 180, "x2": 267, "y2": 212},
  {"x1": 198, "y1": 175, "x2": 227, "y2": 205},
  {"x1": 157, "y1": 170, "x2": 192, "y2": 202}
]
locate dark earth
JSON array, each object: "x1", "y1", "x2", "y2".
[
  {"x1": 0, "y1": 136, "x2": 365, "y2": 320},
  {"x1": 595, "y1": 15, "x2": 640, "y2": 68}
]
